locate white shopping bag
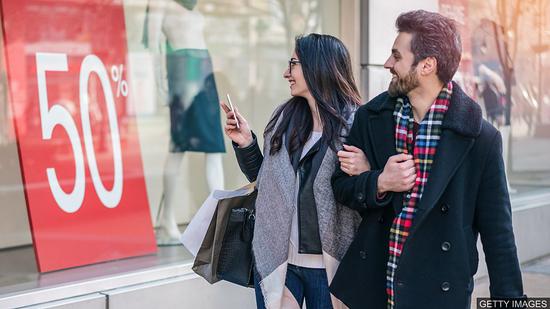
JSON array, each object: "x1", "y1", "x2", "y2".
[{"x1": 180, "y1": 183, "x2": 255, "y2": 257}]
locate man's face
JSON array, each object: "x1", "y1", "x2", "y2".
[{"x1": 384, "y1": 32, "x2": 420, "y2": 97}]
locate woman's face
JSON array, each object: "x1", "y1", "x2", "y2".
[{"x1": 283, "y1": 52, "x2": 310, "y2": 98}]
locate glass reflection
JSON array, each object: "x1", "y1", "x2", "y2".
[
  {"x1": 143, "y1": 0, "x2": 226, "y2": 245},
  {"x1": 443, "y1": 0, "x2": 550, "y2": 193}
]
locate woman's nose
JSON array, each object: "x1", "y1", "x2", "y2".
[{"x1": 283, "y1": 67, "x2": 291, "y2": 78}]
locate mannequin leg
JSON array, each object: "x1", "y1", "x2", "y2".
[
  {"x1": 205, "y1": 153, "x2": 224, "y2": 191},
  {"x1": 158, "y1": 152, "x2": 184, "y2": 245}
]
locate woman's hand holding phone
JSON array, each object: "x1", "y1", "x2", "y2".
[{"x1": 220, "y1": 95, "x2": 253, "y2": 148}]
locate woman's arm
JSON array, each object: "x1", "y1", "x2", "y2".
[
  {"x1": 233, "y1": 133, "x2": 263, "y2": 182},
  {"x1": 220, "y1": 102, "x2": 261, "y2": 181}
]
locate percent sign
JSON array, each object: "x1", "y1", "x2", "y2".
[{"x1": 110, "y1": 65, "x2": 128, "y2": 97}]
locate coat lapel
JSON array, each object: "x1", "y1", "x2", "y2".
[
  {"x1": 408, "y1": 82, "x2": 482, "y2": 237},
  {"x1": 409, "y1": 130, "x2": 474, "y2": 237}
]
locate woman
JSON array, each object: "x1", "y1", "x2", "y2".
[{"x1": 221, "y1": 34, "x2": 365, "y2": 309}]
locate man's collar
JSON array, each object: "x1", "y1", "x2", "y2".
[{"x1": 365, "y1": 81, "x2": 483, "y2": 137}]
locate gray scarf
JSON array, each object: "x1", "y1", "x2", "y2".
[{"x1": 253, "y1": 108, "x2": 361, "y2": 308}]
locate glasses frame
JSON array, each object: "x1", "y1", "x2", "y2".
[{"x1": 288, "y1": 59, "x2": 301, "y2": 74}]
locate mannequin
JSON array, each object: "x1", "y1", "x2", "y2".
[{"x1": 144, "y1": 0, "x2": 225, "y2": 245}]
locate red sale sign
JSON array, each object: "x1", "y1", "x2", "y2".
[{"x1": 0, "y1": 0, "x2": 157, "y2": 271}]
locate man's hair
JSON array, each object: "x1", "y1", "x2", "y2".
[{"x1": 396, "y1": 10, "x2": 462, "y2": 84}]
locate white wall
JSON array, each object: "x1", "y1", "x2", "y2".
[
  {"x1": 368, "y1": 0, "x2": 438, "y2": 65},
  {"x1": 364, "y1": 0, "x2": 439, "y2": 100}
]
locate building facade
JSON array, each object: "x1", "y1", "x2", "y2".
[{"x1": 0, "y1": 0, "x2": 548, "y2": 307}]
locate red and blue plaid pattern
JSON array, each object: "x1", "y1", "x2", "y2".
[{"x1": 386, "y1": 82, "x2": 453, "y2": 308}]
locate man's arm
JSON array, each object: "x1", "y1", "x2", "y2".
[
  {"x1": 331, "y1": 108, "x2": 392, "y2": 211},
  {"x1": 475, "y1": 131, "x2": 524, "y2": 298},
  {"x1": 332, "y1": 165, "x2": 392, "y2": 212}
]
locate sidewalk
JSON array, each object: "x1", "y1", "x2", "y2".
[{"x1": 472, "y1": 254, "x2": 550, "y2": 303}]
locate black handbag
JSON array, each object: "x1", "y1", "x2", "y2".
[{"x1": 216, "y1": 188, "x2": 257, "y2": 288}]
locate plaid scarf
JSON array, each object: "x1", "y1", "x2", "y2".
[{"x1": 386, "y1": 82, "x2": 453, "y2": 308}]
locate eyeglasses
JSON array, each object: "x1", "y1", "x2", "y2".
[{"x1": 288, "y1": 59, "x2": 301, "y2": 73}]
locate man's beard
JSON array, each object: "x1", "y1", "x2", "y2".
[{"x1": 388, "y1": 66, "x2": 419, "y2": 97}]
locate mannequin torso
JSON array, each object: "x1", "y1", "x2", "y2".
[{"x1": 147, "y1": 0, "x2": 207, "y2": 51}]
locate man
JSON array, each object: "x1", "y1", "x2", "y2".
[{"x1": 330, "y1": 10, "x2": 524, "y2": 309}]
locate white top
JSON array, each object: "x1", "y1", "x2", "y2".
[
  {"x1": 147, "y1": 0, "x2": 207, "y2": 51},
  {"x1": 288, "y1": 131, "x2": 324, "y2": 268}
]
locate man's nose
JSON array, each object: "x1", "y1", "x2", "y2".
[{"x1": 383, "y1": 59, "x2": 392, "y2": 70}]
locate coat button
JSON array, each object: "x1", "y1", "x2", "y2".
[
  {"x1": 441, "y1": 241, "x2": 451, "y2": 252},
  {"x1": 440, "y1": 203, "x2": 449, "y2": 213},
  {"x1": 356, "y1": 193, "x2": 364, "y2": 201},
  {"x1": 378, "y1": 216, "x2": 384, "y2": 223},
  {"x1": 441, "y1": 282, "x2": 450, "y2": 292},
  {"x1": 359, "y1": 250, "x2": 367, "y2": 259}
]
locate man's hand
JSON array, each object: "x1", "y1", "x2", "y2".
[
  {"x1": 378, "y1": 153, "x2": 416, "y2": 194},
  {"x1": 337, "y1": 144, "x2": 371, "y2": 176}
]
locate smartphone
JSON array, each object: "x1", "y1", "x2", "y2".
[{"x1": 225, "y1": 94, "x2": 240, "y2": 129}]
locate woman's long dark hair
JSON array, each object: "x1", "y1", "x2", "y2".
[{"x1": 265, "y1": 33, "x2": 361, "y2": 156}]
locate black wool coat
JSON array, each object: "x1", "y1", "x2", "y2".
[{"x1": 330, "y1": 82, "x2": 524, "y2": 309}]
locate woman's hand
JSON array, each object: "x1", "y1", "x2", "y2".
[
  {"x1": 220, "y1": 102, "x2": 253, "y2": 148},
  {"x1": 337, "y1": 144, "x2": 371, "y2": 176}
]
